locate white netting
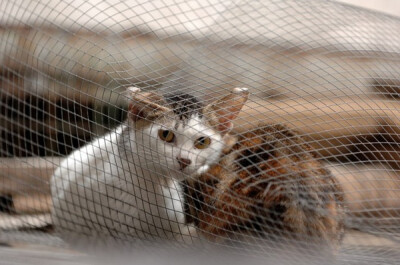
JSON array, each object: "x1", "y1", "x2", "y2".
[{"x1": 0, "y1": 0, "x2": 400, "y2": 264}]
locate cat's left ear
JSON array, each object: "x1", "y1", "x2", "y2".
[
  {"x1": 204, "y1": 87, "x2": 249, "y2": 134},
  {"x1": 127, "y1": 87, "x2": 170, "y2": 122}
]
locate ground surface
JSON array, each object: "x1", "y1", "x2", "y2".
[
  {"x1": 1, "y1": 230, "x2": 400, "y2": 265},
  {"x1": 1, "y1": 214, "x2": 400, "y2": 265}
]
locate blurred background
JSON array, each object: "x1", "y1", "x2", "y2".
[
  {"x1": 336, "y1": 0, "x2": 400, "y2": 16},
  {"x1": 0, "y1": 0, "x2": 399, "y2": 155}
]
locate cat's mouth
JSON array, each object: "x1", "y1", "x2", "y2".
[
  {"x1": 172, "y1": 160, "x2": 208, "y2": 178},
  {"x1": 172, "y1": 168, "x2": 192, "y2": 180},
  {"x1": 178, "y1": 166, "x2": 193, "y2": 174},
  {"x1": 178, "y1": 164, "x2": 209, "y2": 176},
  {"x1": 175, "y1": 165, "x2": 199, "y2": 178}
]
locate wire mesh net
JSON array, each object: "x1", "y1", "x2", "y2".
[{"x1": 1, "y1": 0, "x2": 400, "y2": 264}]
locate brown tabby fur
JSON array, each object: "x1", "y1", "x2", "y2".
[{"x1": 183, "y1": 124, "x2": 345, "y2": 249}]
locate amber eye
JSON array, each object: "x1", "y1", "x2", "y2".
[
  {"x1": 158, "y1": 129, "x2": 175, "y2": 143},
  {"x1": 194, "y1": 136, "x2": 211, "y2": 149}
]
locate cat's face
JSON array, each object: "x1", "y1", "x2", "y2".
[
  {"x1": 127, "y1": 87, "x2": 248, "y2": 180},
  {"x1": 139, "y1": 113, "x2": 224, "y2": 179}
]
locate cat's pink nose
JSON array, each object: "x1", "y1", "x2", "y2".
[{"x1": 176, "y1": 157, "x2": 191, "y2": 170}]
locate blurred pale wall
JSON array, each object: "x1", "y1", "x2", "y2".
[{"x1": 336, "y1": 0, "x2": 400, "y2": 17}]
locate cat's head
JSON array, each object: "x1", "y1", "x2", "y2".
[{"x1": 126, "y1": 87, "x2": 248, "y2": 180}]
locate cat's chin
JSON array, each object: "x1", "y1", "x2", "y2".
[{"x1": 196, "y1": 165, "x2": 210, "y2": 175}]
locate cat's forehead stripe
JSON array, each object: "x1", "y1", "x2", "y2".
[
  {"x1": 165, "y1": 93, "x2": 204, "y2": 124},
  {"x1": 173, "y1": 115, "x2": 207, "y2": 133}
]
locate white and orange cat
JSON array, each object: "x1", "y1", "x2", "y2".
[{"x1": 50, "y1": 87, "x2": 249, "y2": 243}]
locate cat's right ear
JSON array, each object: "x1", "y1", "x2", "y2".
[{"x1": 127, "y1": 87, "x2": 170, "y2": 122}]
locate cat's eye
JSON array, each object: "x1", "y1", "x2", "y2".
[
  {"x1": 158, "y1": 129, "x2": 175, "y2": 143},
  {"x1": 194, "y1": 137, "x2": 211, "y2": 149}
]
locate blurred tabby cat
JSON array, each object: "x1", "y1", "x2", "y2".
[{"x1": 183, "y1": 124, "x2": 345, "y2": 250}]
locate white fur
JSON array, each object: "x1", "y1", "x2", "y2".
[
  {"x1": 232, "y1": 87, "x2": 248, "y2": 93},
  {"x1": 50, "y1": 114, "x2": 224, "y2": 243},
  {"x1": 127, "y1": 86, "x2": 140, "y2": 93}
]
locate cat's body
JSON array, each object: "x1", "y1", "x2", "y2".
[
  {"x1": 51, "y1": 87, "x2": 249, "y2": 242},
  {"x1": 51, "y1": 124, "x2": 189, "y2": 241},
  {"x1": 183, "y1": 124, "x2": 345, "y2": 249}
]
